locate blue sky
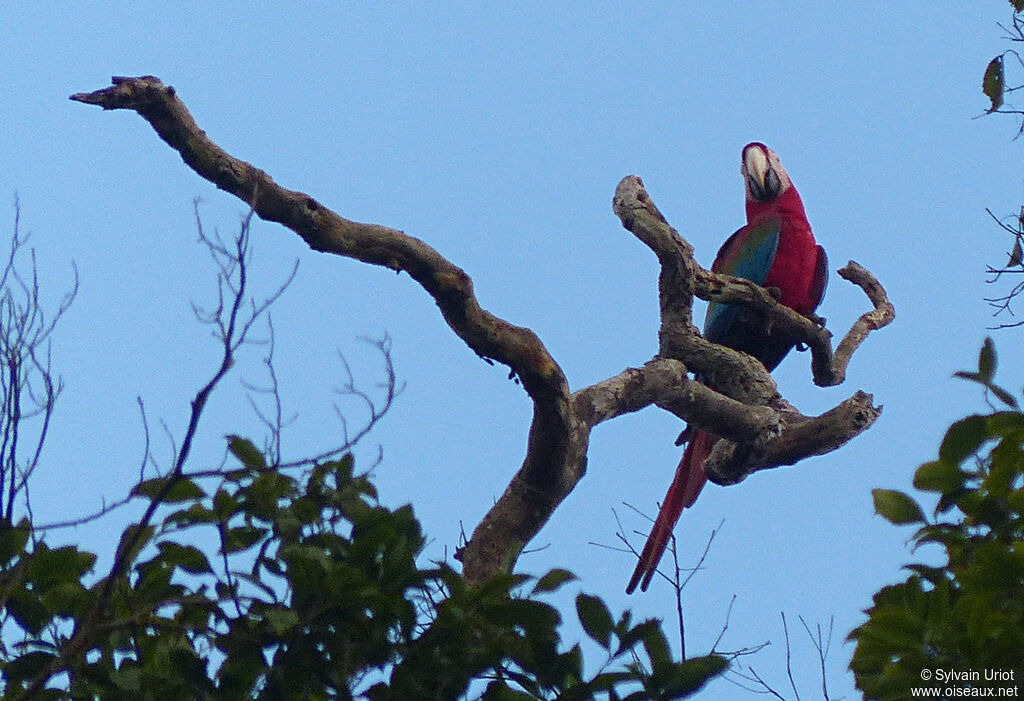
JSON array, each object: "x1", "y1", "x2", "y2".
[{"x1": 2, "y1": 3, "x2": 1022, "y2": 698}]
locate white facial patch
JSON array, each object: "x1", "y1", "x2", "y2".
[
  {"x1": 743, "y1": 146, "x2": 770, "y2": 182},
  {"x1": 766, "y1": 149, "x2": 791, "y2": 192}
]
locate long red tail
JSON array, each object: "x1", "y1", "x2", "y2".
[{"x1": 625, "y1": 431, "x2": 717, "y2": 593}]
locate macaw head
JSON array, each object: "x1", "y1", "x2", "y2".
[{"x1": 741, "y1": 142, "x2": 791, "y2": 203}]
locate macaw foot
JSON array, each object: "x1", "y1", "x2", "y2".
[
  {"x1": 766, "y1": 285, "x2": 783, "y2": 300},
  {"x1": 808, "y1": 312, "x2": 827, "y2": 327}
]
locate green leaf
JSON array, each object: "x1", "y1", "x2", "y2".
[
  {"x1": 28, "y1": 545, "x2": 97, "y2": 590},
  {"x1": 222, "y1": 525, "x2": 266, "y2": 554},
  {"x1": 3, "y1": 651, "x2": 58, "y2": 685},
  {"x1": 532, "y1": 568, "x2": 577, "y2": 595},
  {"x1": 953, "y1": 370, "x2": 982, "y2": 383},
  {"x1": 480, "y1": 684, "x2": 537, "y2": 700},
  {"x1": 641, "y1": 624, "x2": 673, "y2": 674},
  {"x1": 872, "y1": 489, "x2": 926, "y2": 525},
  {"x1": 986, "y1": 437, "x2": 1023, "y2": 498},
  {"x1": 978, "y1": 337, "x2": 997, "y2": 382},
  {"x1": 212, "y1": 488, "x2": 239, "y2": 520},
  {"x1": 116, "y1": 524, "x2": 156, "y2": 565},
  {"x1": 615, "y1": 618, "x2": 659, "y2": 657},
  {"x1": 984, "y1": 55, "x2": 1005, "y2": 112},
  {"x1": 164, "y1": 503, "x2": 215, "y2": 528},
  {"x1": 263, "y1": 608, "x2": 300, "y2": 635},
  {"x1": 7, "y1": 589, "x2": 51, "y2": 634},
  {"x1": 227, "y1": 435, "x2": 266, "y2": 469},
  {"x1": 157, "y1": 542, "x2": 213, "y2": 574},
  {"x1": 911, "y1": 524, "x2": 967, "y2": 551},
  {"x1": 1008, "y1": 487, "x2": 1024, "y2": 513},
  {"x1": 953, "y1": 348, "x2": 1019, "y2": 406},
  {"x1": 0, "y1": 518, "x2": 30, "y2": 565},
  {"x1": 132, "y1": 477, "x2": 206, "y2": 503},
  {"x1": 1012, "y1": 0, "x2": 1024, "y2": 13},
  {"x1": 576, "y1": 593, "x2": 614, "y2": 650},
  {"x1": 987, "y1": 411, "x2": 1024, "y2": 436},
  {"x1": 951, "y1": 381, "x2": 1018, "y2": 409},
  {"x1": 913, "y1": 460, "x2": 966, "y2": 494},
  {"x1": 989, "y1": 383, "x2": 1020, "y2": 409},
  {"x1": 663, "y1": 655, "x2": 729, "y2": 697},
  {"x1": 134, "y1": 559, "x2": 181, "y2": 602},
  {"x1": 939, "y1": 415, "x2": 989, "y2": 466},
  {"x1": 111, "y1": 664, "x2": 142, "y2": 692},
  {"x1": 903, "y1": 564, "x2": 949, "y2": 585}
]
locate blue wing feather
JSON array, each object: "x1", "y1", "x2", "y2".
[{"x1": 704, "y1": 217, "x2": 781, "y2": 342}]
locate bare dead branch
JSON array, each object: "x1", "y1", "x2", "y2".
[
  {"x1": 703, "y1": 391, "x2": 880, "y2": 486},
  {"x1": 612, "y1": 177, "x2": 887, "y2": 485},
  {"x1": 613, "y1": 176, "x2": 779, "y2": 403},
  {"x1": 71, "y1": 76, "x2": 580, "y2": 585},
  {"x1": 574, "y1": 358, "x2": 782, "y2": 445},
  {"x1": 830, "y1": 262, "x2": 895, "y2": 382},
  {"x1": 603, "y1": 507, "x2": 724, "y2": 659},
  {"x1": 798, "y1": 614, "x2": 834, "y2": 701},
  {"x1": 71, "y1": 76, "x2": 892, "y2": 590},
  {"x1": 782, "y1": 613, "x2": 801, "y2": 701},
  {"x1": 613, "y1": 175, "x2": 893, "y2": 389},
  {"x1": 70, "y1": 77, "x2": 569, "y2": 409}
]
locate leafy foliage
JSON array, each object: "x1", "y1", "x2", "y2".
[
  {"x1": 849, "y1": 340, "x2": 1024, "y2": 699},
  {"x1": 983, "y1": 55, "x2": 1006, "y2": 113},
  {"x1": 0, "y1": 200, "x2": 725, "y2": 699},
  {"x1": 0, "y1": 441, "x2": 724, "y2": 699}
]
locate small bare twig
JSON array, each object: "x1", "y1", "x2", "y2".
[
  {"x1": 275, "y1": 334, "x2": 402, "y2": 469},
  {"x1": 710, "y1": 594, "x2": 738, "y2": 656},
  {"x1": 798, "y1": 614, "x2": 834, "y2": 701},
  {"x1": 782, "y1": 613, "x2": 801, "y2": 701},
  {"x1": 984, "y1": 207, "x2": 1024, "y2": 327},
  {"x1": 0, "y1": 199, "x2": 77, "y2": 523},
  {"x1": 241, "y1": 315, "x2": 294, "y2": 465},
  {"x1": 602, "y1": 507, "x2": 724, "y2": 659},
  {"x1": 728, "y1": 612, "x2": 837, "y2": 701}
]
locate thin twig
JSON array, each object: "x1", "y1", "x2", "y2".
[{"x1": 782, "y1": 613, "x2": 801, "y2": 701}]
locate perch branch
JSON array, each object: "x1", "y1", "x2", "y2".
[
  {"x1": 574, "y1": 359, "x2": 782, "y2": 446},
  {"x1": 612, "y1": 175, "x2": 890, "y2": 483},
  {"x1": 71, "y1": 76, "x2": 892, "y2": 592},
  {"x1": 703, "y1": 391, "x2": 880, "y2": 485},
  {"x1": 612, "y1": 175, "x2": 893, "y2": 390}
]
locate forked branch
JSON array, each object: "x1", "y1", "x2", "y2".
[
  {"x1": 612, "y1": 175, "x2": 891, "y2": 486},
  {"x1": 72, "y1": 76, "x2": 892, "y2": 586}
]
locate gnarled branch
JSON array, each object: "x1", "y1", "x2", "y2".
[
  {"x1": 72, "y1": 76, "x2": 892, "y2": 587},
  {"x1": 611, "y1": 175, "x2": 891, "y2": 485}
]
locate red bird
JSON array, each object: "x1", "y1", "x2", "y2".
[{"x1": 626, "y1": 143, "x2": 828, "y2": 593}]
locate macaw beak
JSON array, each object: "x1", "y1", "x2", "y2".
[
  {"x1": 746, "y1": 166, "x2": 781, "y2": 201},
  {"x1": 743, "y1": 144, "x2": 783, "y2": 202}
]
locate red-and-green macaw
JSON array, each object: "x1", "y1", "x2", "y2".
[{"x1": 626, "y1": 142, "x2": 828, "y2": 594}]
